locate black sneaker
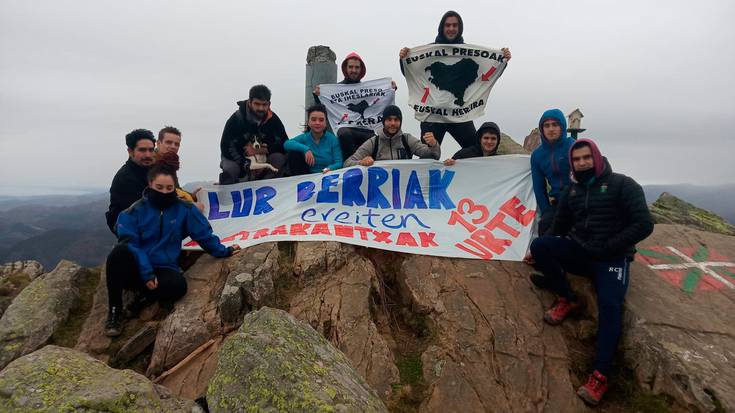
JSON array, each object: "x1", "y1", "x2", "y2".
[{"x1": 105, "y1": 307, "x2": 123, "y2": 337}]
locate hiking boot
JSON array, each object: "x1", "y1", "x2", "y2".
[
  {"x1": 577, "y1": 370, "x2": 608, "y2": 405},
  {"x1": 543, "y1": 297, "x2": 583, "y2": 325},
  {"x1": 530, "y1": 271, "x2": 552, "y2": 289},
  {"x1": 104, "y1": 307, "x2": 123, "y2": 337}
]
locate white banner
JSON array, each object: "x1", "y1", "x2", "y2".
[
  {"x1": 320, "y1": 77, "x2": 396, "y2": 132},
  {"x1": 402, "y1": 43, "x2": 507, "y2": 123},
  {"x1": 186, "y1": 156, "x2": 537, "y2": 261}
]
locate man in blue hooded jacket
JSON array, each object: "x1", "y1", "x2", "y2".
[{"x1": 530, "y1": 108, "x2": 575, "y2": 235}]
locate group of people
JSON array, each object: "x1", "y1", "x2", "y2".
[{"x1": 103, "y1": 9, "x2": 653, "y2": 407}]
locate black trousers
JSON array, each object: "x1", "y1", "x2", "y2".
[
  {"x1": 286, "y1": 151, "x2": 312, "y2": 176},
  {"x1": 105, "y1": 243, "x2": 187, "y2": 312},
  {"x1": 420, "y1": 121, "x2": 476, "y2": 148},
  {"x1": 336, "y1": 127, "x2": 375, "y2": 161}
]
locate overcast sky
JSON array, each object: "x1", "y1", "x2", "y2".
[{"x1": 1, "y1": 0, "x2": 733, "y2": 194}]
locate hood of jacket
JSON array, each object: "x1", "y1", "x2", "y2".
[
  {"x1": 538, "y1": 108, "x2": 569, "y2": 148},
  {"x1": 569, "y1": 138, "x2": 607, "y2": 182},
  {"x1": 340, "y1": 52, "x2": 366, "y2": 83},
  {"x1": 435, "y1": 10, "x2": 465, "y2": 44},
  {"x1": 475, "y1": 121, "x2": 501, "y2": 156},
  {"x1": 236, "y1": 99, "x2": 273, "y2": 124}
]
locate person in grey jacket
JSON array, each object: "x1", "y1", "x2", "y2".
[{"x1": 343, "y1": 105, "x2": 440, "y2": 167}]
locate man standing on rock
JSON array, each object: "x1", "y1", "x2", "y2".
[
  {"x1": 313, "y1": 52, "x2": 398, "y2": 160},
  {"x1": 219, "y1": 84, "x2": 287, "y2": 184},
  {"x1": 105, "y1": 129, "x2": 156, "y2": 235},
  {"x1": 527, "y1": 138, "x2": 654, "y2": 405},
  {"x1": 399, "y1": 10, "x2": 511, "y2": 149},
  {"x1": 530, "y1": 108, "x2": 575, "y2": 235}
]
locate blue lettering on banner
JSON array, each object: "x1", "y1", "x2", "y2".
[
  {"x1": 296, "y1": 167, "x2": 456, "y2": 210},
  {"x1": 208, "y1": 186, "x2": 278, "y2": 220},
  {"x1": 300, "y1": 207, "x2": 431, "y2": 229}
]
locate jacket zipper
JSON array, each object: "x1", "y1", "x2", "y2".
[
  {"x1": 159, "y1": 209, "x2": 164, "y2": 240},
  {"x1": 584, "y1": 187, "x2": 590, "y2": 229}
]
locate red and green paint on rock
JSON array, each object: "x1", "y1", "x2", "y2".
[{"x1": 637, "y1": 245, "x2": 735, "y2": 293}]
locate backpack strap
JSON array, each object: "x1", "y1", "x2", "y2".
[
  {"x1": 401, "y1": 135, "x2": 413, "y2": 159},
  {"x1": 370, "y1": 135, "x2": 380, "y2": 160}
]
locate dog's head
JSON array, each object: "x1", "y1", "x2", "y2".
[{"x1": 244, "y1": 133, "x2": 264, "y2": 149}]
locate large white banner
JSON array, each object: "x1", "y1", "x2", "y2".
[
  {"x1": 186, "y1": 156, "x2": 537, "y2": 261},
  {"x1": 320, "y1": 77, "x2": 396, "y2": 132},
  {"x1": 402, "y1": 44, "x2": 507, "y2": 123}
]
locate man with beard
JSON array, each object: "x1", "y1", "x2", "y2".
[
  {"x1": 219, "y1": 84, "x2": 287, "y2": 184},
  {"x1": 313, "y1": 52, "x2": 398, "y2": 160},
  {"x1": 399, "y1": 10, "x2": 511, "y2": 149},
  {"x1": 527, "y1": 139, "x2": 653, "y2": 405},
  {"x1": 344, "y1": 105, "x2": 440, "y2": 167},
  {"x1": 105, "y1": 129, "x2": 156, "y2": 234}
]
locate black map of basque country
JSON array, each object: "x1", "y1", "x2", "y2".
[
  {"x1": 425, "y1": 58, "x2": 479, "y2": 106},
  {"x1": 346, "y1": 100, "x2": 370, "y2": 119}
]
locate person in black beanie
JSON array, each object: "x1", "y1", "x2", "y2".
[
  {"x1": 105, "y1": 129, "x2": 156, "y2": 234},
  {"x1": 344, "y1": 105, "x2": 440, "y2": 167},
  {"x1": 399, "y1": 11, "x2": 512, "y2": 149},
  {"x1": 443, "y1": 121, "x2": 502, "y2": 165}
]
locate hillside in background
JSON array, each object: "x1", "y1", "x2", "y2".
[{"x1": 643, "y1": 183, "x2": 735, "y2": 225}]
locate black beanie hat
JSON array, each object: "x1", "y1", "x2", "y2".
[{"x1": 382, "y1": 105, "x2": 402, "y2": 124}]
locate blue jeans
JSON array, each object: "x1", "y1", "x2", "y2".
[{"x1": 530, "y1": 235, "x2": 631, "y2": 375}]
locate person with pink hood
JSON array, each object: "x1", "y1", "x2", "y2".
[
  {"x1": 314, "y1": 52, "x2": 397, "y2": 160},
  {"x1": 527, "y1": 138, "x2": 653, "y2": 406}
]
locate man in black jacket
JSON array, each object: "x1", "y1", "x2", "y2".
[
  {"x1": 528, "y1": 138, "x2": 654, "y2": 406},
  {"x1": 443, "y1": 121, "x2": 501, "y2": 165},
  {"x1": 219, "y1": 85, "x2": 287, "y2": 184},
  {"x1": 399, "y1": 11, "x2": 511, "y2": 149},
  {"x1": 105, "y1": 129, "x2": 156, "y2": 234}
]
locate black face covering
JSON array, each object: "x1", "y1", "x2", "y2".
[
  {"x1": 575, "y1": 168, "x2": 596, "y2": 184},
  {"x1": 148, "y1": 188, "x2": 178, "y2": 210}
]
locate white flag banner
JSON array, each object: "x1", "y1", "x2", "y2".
[
  {"x1": 320, "y1": 77, "x2": 396, "y2": 132},
  {"x1": 402, "y1": 43, "x2": 508, "y2": 123},
  {"x1": 185, "y1": 155, "x2": 538, "y2": 261}
]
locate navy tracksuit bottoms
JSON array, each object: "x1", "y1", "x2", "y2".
[{"x1": 530, "y1": 235, "x2": 631, "y2": 375}]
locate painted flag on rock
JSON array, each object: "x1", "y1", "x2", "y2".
[
  {"x1": 401, "y1": 44, "x2": 507, "y2": 123},
  {"x1": 320, "y1": 77, "x2": 396, "y2": 132}
]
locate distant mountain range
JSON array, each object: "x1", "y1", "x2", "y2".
[{"x1": 0, "y1": 182, "x2": 732, "y2": 269}]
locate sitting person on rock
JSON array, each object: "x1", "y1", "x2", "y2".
[
  {"x1": 104, "y1": 159, "x2": 241, "y2": 337},
  {"x1": 343, "y1": 105, "x2": 440, "y2": 167},
  {"x1": 284, "y1": 104, "x2": 343, "y2": 176},
  {"x1": 443, "y1": 121, "x2": 501, "y2": 166},
  {"x1": 526, "y1": 138, "x2": 653, "y2": 405}
]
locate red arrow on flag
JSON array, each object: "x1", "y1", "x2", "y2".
[
  {"x1": 481, "y1": 67, "x2": 497, "y2": 81},
  {"x1": 420, "y1": 87, "x2": 430, "y2": 103}
]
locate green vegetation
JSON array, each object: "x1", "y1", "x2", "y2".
[{"x1": 650, "y1": 192, "x2": 735, "y2": 236}]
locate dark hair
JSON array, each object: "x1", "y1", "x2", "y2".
[
  {"x1": 147, "y1": 152, "x2": 179, "y2": 184},
  {"x1": 249, "y1": 84, "x2": 272, "y2": 102},
  {"x1": 125, "y1": 129, "x2": 155, "y2": 150},
  {"x1": 571, "y1": 141, "x2": 591, "y2": 152},
  {"x1": 157, "y1": 126, "x2": 181, "y2": 141},
  {"x1": 304, "y1": 104, "x2": 328, "y2": 132}
]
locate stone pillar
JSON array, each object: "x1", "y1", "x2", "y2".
[{"x1": 305, "y1": 45, "x2": 337, "y2": 123}]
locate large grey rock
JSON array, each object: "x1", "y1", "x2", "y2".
[
  {"x1": 0, "y1": 260, "x2": 43, "y2": 281},
  {"x1": 147, "y1": 254, "x2": 229, "y2": 377},
  {"x1": 624, "y1": 224, "x2": 735, "y2": 412},
  {"x1": 207, "y1": 307, "x2": 387, "y2": 413},
  {"x1": 0, "y1": 260, "x2": 91, "y2": 369},
  {"x1": 290, "y1": 245, "x2": 399, "y2": 400},
  {"x1": 218, "y1": 242, "x2": 280, "y2": 328},
  {"x1": 399, "y1": 255, "x2": 586, "y2": 413},
  {"x1": 0, "y1": 345, "x2": 199, "y2": 412}
]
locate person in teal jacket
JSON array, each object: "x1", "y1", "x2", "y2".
[
  {"x1": 104, "y1": 160, "x2": 241, "y2": 337},
  {"x1": 285, "y1": 104, "x2": 343, "y2": 175},
  {"x1": 530, "y1": 108, "x2": 574, "y2": 234}
]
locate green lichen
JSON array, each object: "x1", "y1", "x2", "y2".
[{"x1": 650, "y1": 193, "x2": 735, "y2": 236}]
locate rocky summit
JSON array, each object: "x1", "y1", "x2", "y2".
[{"x1": 0, "y1": 208, "x2": 733, "y2": 411}]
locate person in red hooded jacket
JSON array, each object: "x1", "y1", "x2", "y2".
[{"x1": 314, "y1": 52, "x2": 397, "y2": 160}]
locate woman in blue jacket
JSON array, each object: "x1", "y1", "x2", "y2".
[
  {"x1": 285, "y1": 104, "x2": 343, "y2": 176},
  {"x1": 104, "y1": 158, "x2": 240, "y2": 337}
]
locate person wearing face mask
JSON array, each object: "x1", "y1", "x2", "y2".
[
  {"x1": 526, "y1": 139, "x2": 653, "y2": 406},
  {"x1": 343, "y1": 105, "x2": 440, "y2": 167},
  {"x1": 399, "y1": 11, "x2": 511, "y2": 149},
  {"x1": 284, "y1": 104, "x2": 342, "y2": 176},
  {"x1": 104, "y1": 160, "x2": 241, "y2": 337},
  {"x1": 443, "y1": 121, "x2": 502, "y2": 165}
]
